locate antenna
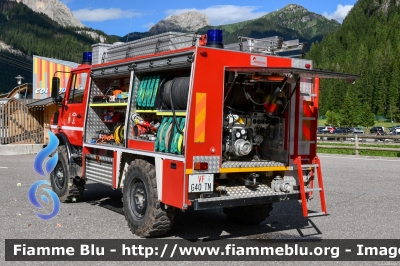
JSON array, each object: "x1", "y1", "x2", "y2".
[{"x1": 126, "y1": 16, "x2": 133, "y2": 43}]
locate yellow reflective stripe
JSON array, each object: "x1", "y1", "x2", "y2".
[
  {"x1": 194, "y1": 93, "x2": 206, "y2": 142},
  {"x1": 219, "y1": 166, "x2": 291, "y2": 173},
  {"x1": 186, "y1": 169, "x2": 193, "y2": 175}
]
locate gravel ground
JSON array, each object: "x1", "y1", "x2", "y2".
[{"x1": 1, "y1": 154, "x2": 399, "y2": 265}]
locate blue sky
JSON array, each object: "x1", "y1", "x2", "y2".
[{"x1": 60, "y1": 0, "x2": 357, "y2": 37}]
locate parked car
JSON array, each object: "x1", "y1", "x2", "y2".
[
  {"x1": 317, "y1": 126, "x2": 326, "y2": 134},
  {"x1": 370, "y1": 126, "x2": 385, "y2": 134},
  {"x1": 389, "y1": 126, "x2": 400, "y2": 134},
  {"x1": 351, "y1": 127, "x2": 364, "y2": 134},
  {"x1": 327, "y1": 128, "x2": 347, "y2": 140},
  {"x1": 330, "y1": 128, "x2": 345, "y2": 134},
  {"x1": 336, "y1": 127, "x2": 351, "y2": 133},
  {"x1": 318, "y1": 126, "x2": 335, "y2": 133},
  {"x1": 347, "y1": 128, "x2": 365, "y2": 141}
]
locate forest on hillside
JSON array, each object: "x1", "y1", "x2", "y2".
[
  {"x1": 0, "y1": 0, "x2": 118, "y2": 93},
  {"x1": 306, "y1": 0, "x2": 400, "y2": 126}
]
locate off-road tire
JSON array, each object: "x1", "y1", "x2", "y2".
[
  {"x1": 123, "y1": 159, "x2": 174, "y2": 237},
  {"x1": 223, "y1": 203, "x2": 273, "y2": 225},
  {"x1": 49, "y1": 145, "x2": 85, "y2": 203}
]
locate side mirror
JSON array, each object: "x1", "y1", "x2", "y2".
[
  {"x1": 55, "y1": 95, "x2": 63, "y2": 103},
  {"x1": 51, "y1": 77, "x2": 60, "y2": 99}
]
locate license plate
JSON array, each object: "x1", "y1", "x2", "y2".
[{"x1": 188, "y1": 174, "x2": 213, "y2": 193}]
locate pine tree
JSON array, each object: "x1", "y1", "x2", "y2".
[
  {"x1": 340, "y1": 89, "x2": 358, "y2": 126},
  {"x1": 359, "y1": 103, "x2": 375, "y2": 127},
  {"x1": 325, "y1": 110, "x2": 341, "y2": 126}
]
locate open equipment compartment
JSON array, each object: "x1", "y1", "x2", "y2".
[
  {"x1": 127, "y1": 68, "x2": 191, "y2": 154},
  {"x1": 84, "y1": 74, "x2": 131, "y2": 146},
  {"x1": 222, "y1": 70, "x2": 291, "y2": 165}
]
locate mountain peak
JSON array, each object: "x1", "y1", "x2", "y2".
[
  {"x1": 261, "y1": 4, "x2": 340, "y2": 40},
  {"x1": 149, "y1": 11, "x2": 210, "y2": 34},
  {"x1": 281, "y1": 4, "x2": 308, "y2": 12},
  {"x1": 10, "y1": 0, "x2": 84, "y2": 28}
]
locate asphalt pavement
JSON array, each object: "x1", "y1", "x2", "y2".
[{"x1": 1, "y1": 154, "x2": 400, "y2": 265}]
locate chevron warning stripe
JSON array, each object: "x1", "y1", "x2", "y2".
[
  {"x1": 194, "y1": 93, "x2": 206, "y2": 143},
  {"x1": 302, "y1": 120, "x2": 311, "y2": 141},
  {"x1": 302, "y1": 100, "x2": 313, "y2": 141}
]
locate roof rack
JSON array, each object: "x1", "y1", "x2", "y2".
[
  {"x1": 224, "y1": 36, "x2": 307, "y2": 57},
  {"x1": 91, "y1": 33, "x2": 308, "y2": 65},
  {"x1": 92, "y1": 32, "x2": 200, "y2": 64}
]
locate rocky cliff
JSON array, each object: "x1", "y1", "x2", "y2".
[
  {"x1": 0, "y1": 41, "x2": 26, "y2": 57},
  {"x1": 149, "y1": 11, "x2": 210, "y2": 34},
  {"x1": 11, "y1": 0, "x2": 84, "y2": 27}
]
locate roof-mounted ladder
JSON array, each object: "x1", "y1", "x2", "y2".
[
  {"x1": 92, "y1": 32, "x2": 199, "y2": 64},
  {"x1": 224, "y1": 36, "x2": 308, "y2": 57}
]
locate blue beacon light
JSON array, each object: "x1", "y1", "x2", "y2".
[
  {"x1": 206, "y1": 29, "x2": 224, "y2": 48},
  {"x1": 82, "y1": 51, "x2": 92, "y2": 65}
]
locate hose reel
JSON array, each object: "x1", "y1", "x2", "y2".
[{"x1": 161, "y1": 76, "x2": 190, "y2": 110}]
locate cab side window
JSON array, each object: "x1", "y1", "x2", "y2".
[{"x1": 68, "y1": 72, "x2": 88, "y2": 104}]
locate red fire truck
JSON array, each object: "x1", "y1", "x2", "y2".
[{"x1": 49, "y1": 31, "x2": 357, "y2": 237}]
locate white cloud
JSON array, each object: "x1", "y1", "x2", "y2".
[
  {"x1": 322, "y1": 4, "x2": 353, "y2": 23},
  {"x1": 166, "y1": 5, "x2": 268, "y2": 26},
  {"x1": 73, "y1": 8, "x2": 142, "y2": 22}
]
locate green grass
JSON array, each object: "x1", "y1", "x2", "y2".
[
  {"x1": 318, "y1": 143, "x2": 400, "y2": 148},
  {"x1": 373, "y1": 121, "x2": 399, "y2": 129},
  {"x1": 318, "y1": 119, "x2": 397, "y2": 131},
  {"x1": 317, "y1": 142, "x2": 400, "y2": 157},
  {"x1": 318, "y1": 119, "x2": 326, "y2": 126},
  {"x1": 317, "y1": 147, "x2": 400, "y2": 157}
]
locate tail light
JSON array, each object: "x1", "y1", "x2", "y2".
[{"x1": 194, "y1": 162, "x2": 208, "y2": 170}]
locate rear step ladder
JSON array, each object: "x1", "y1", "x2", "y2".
[{"x1": 294, "y1": 156, "x2": 327, "y2": 217}]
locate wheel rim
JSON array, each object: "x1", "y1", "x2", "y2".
[
  {"x1": 53, "y1": 162, "x2": 65, "y2": 190},
  {"x1": 129, "y1": 179, "x2": 147, "y2": 219}
]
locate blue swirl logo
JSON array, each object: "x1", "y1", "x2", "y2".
[
  {"x1": 28, "y1": 180, "x2": 60, "y2": 220},
  {"x1": 29, "y1": 130, "x2": 60, "y2": 220},
  {"x1": 34, "y1": 130, "x2": 59, "y2": 176}
]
